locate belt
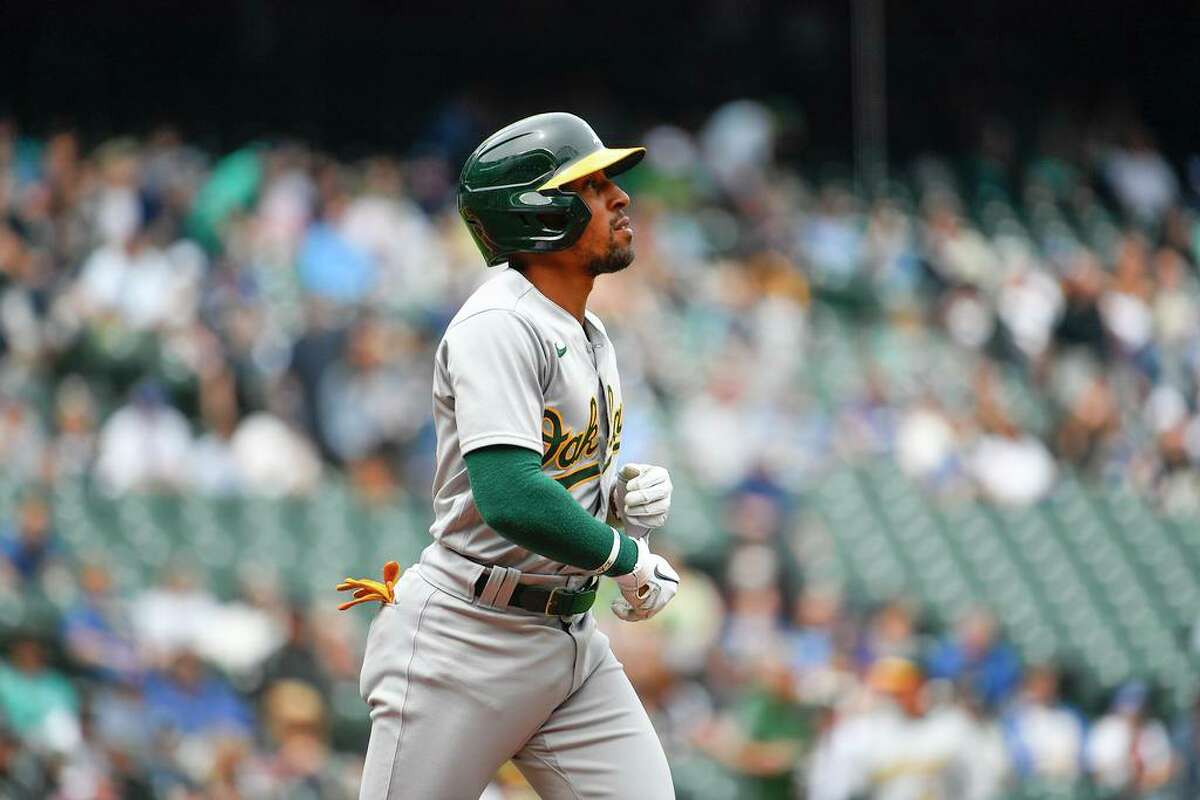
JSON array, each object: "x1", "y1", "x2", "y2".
[{"x1": 472, "y1": 569, "x2": 599, "y2": 616}]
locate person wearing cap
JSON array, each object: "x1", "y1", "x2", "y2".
[
  {"x1": 339, "y1": 113, "x2": 678, "y2": 799},
  {"x1": 807, "y1": 657, "x2": 1002, "y2": 800}
]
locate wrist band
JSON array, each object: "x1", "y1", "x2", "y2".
[{"x1": 596, "y1": 527, "x2": 622, "y2": 574}]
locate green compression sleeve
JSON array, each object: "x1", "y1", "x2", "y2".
[{"x1": 464, "y1": 445, "x2": 638, "y2": 576}]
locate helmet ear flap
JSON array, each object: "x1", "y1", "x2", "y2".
[{"x1": 535, "y1": 211, "x2": 568, "y2": 231}]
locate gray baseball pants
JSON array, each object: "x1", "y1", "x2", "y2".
[{"x1": 357, "y1": 550, "x2": 675, "y2": 799}]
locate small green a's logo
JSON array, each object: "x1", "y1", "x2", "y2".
[{"x1": 555, "y1": 343, "x2": 568, "y2": 358}]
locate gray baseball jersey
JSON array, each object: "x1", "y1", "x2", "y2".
[
  {"x1": 427, "y1": 267, "x2": 624, "y2": 574},
  {"x1": 356, "y1": 267, "x2": 673, "y2": 799}
]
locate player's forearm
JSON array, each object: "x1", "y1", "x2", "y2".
[{"x1": 464, "y1": 445, "x2": 638, "y2": 576}]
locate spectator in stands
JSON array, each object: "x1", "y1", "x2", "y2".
[
  {"x1": 1056, "y1": 375, "x2": 1120, "y2": 471},
  {"x1": 863, "y1": 197, "x2": 921, "y2": 308},
  {"x1": 1055, "y1": 251, "x2": 1108, "y2": 356},
  {"x1": 1174, "y1": 695, "x2": 1200, "y2": 800},
  {"x1": 969, "y1": 369, "x2": 1056, "y2": 506},
  {"x1": 1001, "y1": 664, "x2": 1086, "y2": 787},
  {"x1": 719, "y1": 546, "x2": 787, "y2": 668},
  {"x1": 942, "y1": 685, "x2": 1010, "y2": 800},
  {"x1": 73, "y1": 192, "x2": 201, "y2": 332},
  {"x1": 0, "y1": 724, "x2": 47, "y2": 798},
  {"x1": 89, "y1": 679, "x2": 152, "y2": 763},
  {"x1": 1103, "y1": 127, "x2": 1179, "y2": 228},
  {"x1": 1086, "y1": 681, "x2": 1174, "y2": 796},
  {"x1": 316, "y1": 316, "x2": 427, "y2": 466},
  {"x1": 339, "y1": 156, "x2": 450, "y2": 309},
  {"x1": 61, "y1": 562, "x2": 139, "y2": 683},
  {"x1": 0, "y1": 634, "x2": 80, "y2": 751},
  {"x1": 259, "y1": 605, "x2": 331, "y2": 696},
  {"x1": 47, "y1": 375, "x2": 99, "y2": 481},
  {"x1": 0, "y1": 493, "x2": 66, "y2": 588},
  {"x1": 296, "y1": 171, "x2": 376, "y2": 305},
  {"x1": 996, "y1": 241, "x2": 1063, "y2": 362},
  {"x1": 1151, "y1": 246, "x2": 1199, "y2": 351},
  {"x1": 189, "y1": 568, "x2": 285, "y2": 679},
  {"x1": 228, "y1": 410, "x2": 322, "y2": 496},
  {"x1": 94, "y1": 380, "x2": 193, "y2": 495},
  {"x1": 1100, "y1": 235, "x2": 1157, "y2": 373},
  {"x1": 0, "y1": 394, "x2": 45, "y2": 485},
  {"x1": 894, "y1": 397, "x2": 962, "y2": 489},
  {"x1": 926, "y1": 609, "x2": 1021, "y2": 708},
  {"x1": 679, "y1": 372, "x2": 761, "y2": 491},
  {"x1": 788, "y1": 586, "x2": 843, "y2": 676},
  {"x1": 807, "y1": 657, "x2": 977, "y2": 800},
  {"x1": 797, "y1": 184, "x2": 864, "y2": 294},
  {"x1": 189, "y1": 369, "x2": 244, "y2": 495},
  {"x1": 130, "y1": 565, "x2": 221, "y2": 666},
  {"x1": 855, "y1": 599, "x2": 920, "y2": 669},
  {"x1": 244, "y1": 680, "x2": 358, "y2": 799},
  {"x1": 142, "y1": 650, "x2": 253, "y2": 739},
  {"x1": 57, "y1": 699, "x2": 155, "y2": 799},
  {"x1": 692, "y1": 649, "x2": 812, "y2": 800}
]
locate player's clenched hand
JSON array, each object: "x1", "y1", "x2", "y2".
[
  {"x1": 612, "y1": 537, "x2": 680, "y2": 622},
  {"x1": 616, "y1": 464, "x2": 673, "y2": 533}
]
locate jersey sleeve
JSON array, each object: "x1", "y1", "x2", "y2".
[{"x1": 444, "y1": 310, "x2": 547, "y2": 455}]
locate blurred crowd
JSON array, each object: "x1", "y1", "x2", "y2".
[
  {"x1": 606, "y1": 576, "x2": 1200, "y2": 800},
  {"x1": 0, "y1": 490, "x2": 371, "y2": 798},
  {"x1": 1, "y1": 98, "x2": 1199, "y2": 797}
]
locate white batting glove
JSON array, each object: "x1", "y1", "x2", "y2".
[
  {"x1": 612, "y1": 537, "x2": 680, "y2": 622},
  {"x1": 614, "y1": 464, "x2": 672, "y2": 533}
]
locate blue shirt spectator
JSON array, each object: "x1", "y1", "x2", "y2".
[
  {"x1": 926, "y1": 609, "x2": 1022, "y2": 708},
  {"x1": 0, "y1": 495, "x2": 64, "y2": 584},
  {"x1": 298, "y1": 222, "x2": 375, "y2": 304},
  {"x1": 143, "y1": 651, "x2": 253, "y2": 738},
  {"x1": 61, "y1": 564, "x2": 139, "y2": 684}
]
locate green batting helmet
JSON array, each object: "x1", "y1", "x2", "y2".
[{"x1": 457, "y1": 112, "x2": 645, "y2": 267}]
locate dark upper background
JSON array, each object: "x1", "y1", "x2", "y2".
[{"x1": 2, "y1": 0, "x2": 1199, "y2": 166}]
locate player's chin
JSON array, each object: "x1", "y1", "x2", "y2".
[{"x1": 588, "y1": 243, "x2": 635, "y2": 276}]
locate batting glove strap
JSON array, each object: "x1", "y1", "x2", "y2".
[
  {"x1": 612, "y1": 538, "x2": 680, "y2": 622},
  {"x1": 594, "y1": 526, "x2": 623, "y2": 575}
]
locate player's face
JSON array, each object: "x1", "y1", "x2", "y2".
[{"x1": 563, "y1": 170, "x2": 634, "y2": 276}]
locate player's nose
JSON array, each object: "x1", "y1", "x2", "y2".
[{"x1": 608, "y1": 182, "x2": 629, "y2": 212}]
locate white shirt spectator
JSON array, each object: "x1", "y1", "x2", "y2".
[
  {"x1": 970, "y1": 433, "x2": 1056, "y2": 506},
  {"x1": 76, "y1": 240, "x2": 200, "y2": 331},
  {"x1": 998, "y1": 267, "x2": 1063, "y2": 358},
  {"x1": 340, "y1": 194, "x2": 448, "y2": 308},
  {"x1": 808, "y1": 701, "x2": 990, "y2": 800},
  {"x1": 189, "y1": 432, "x2": 243, "y2": 495},
  {"x1": 799, "y1": 205, "x2": 863, "y2": 287},
  {"x1": 1087, "y1": 713, "x2": 1173, "y2": 792},
  {"x1": 131, "y1": 577, "x2": 222, "y2": 665},
  {"x1": 1100, "y1": 290, "x2": 1154, "y2": 353},
  {"x1": 95, "y1": 398, "x2": 193, "y2": 494},
  {"x1": 94, "y1": 185, "x2": 141, "y2": 244},
  {"x1": 230, "y1": 412, "x2": 322, "y2": 496},
  {"x1": 1004, "y1": 700, "x2": 1085, "y2": 780},
  {"x1": 192, "y1": 600, "x2": 284, "y2": 676},
  {"x1": 678, "y1": 388, "x2": 761, "y2": 491},
  {"x1": 896, "y1": 405, "x2": 958, "y2": 481}
]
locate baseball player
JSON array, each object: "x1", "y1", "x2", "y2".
[{"x1": 338, "y1": 112, "x2": 680, "y2": 799}]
